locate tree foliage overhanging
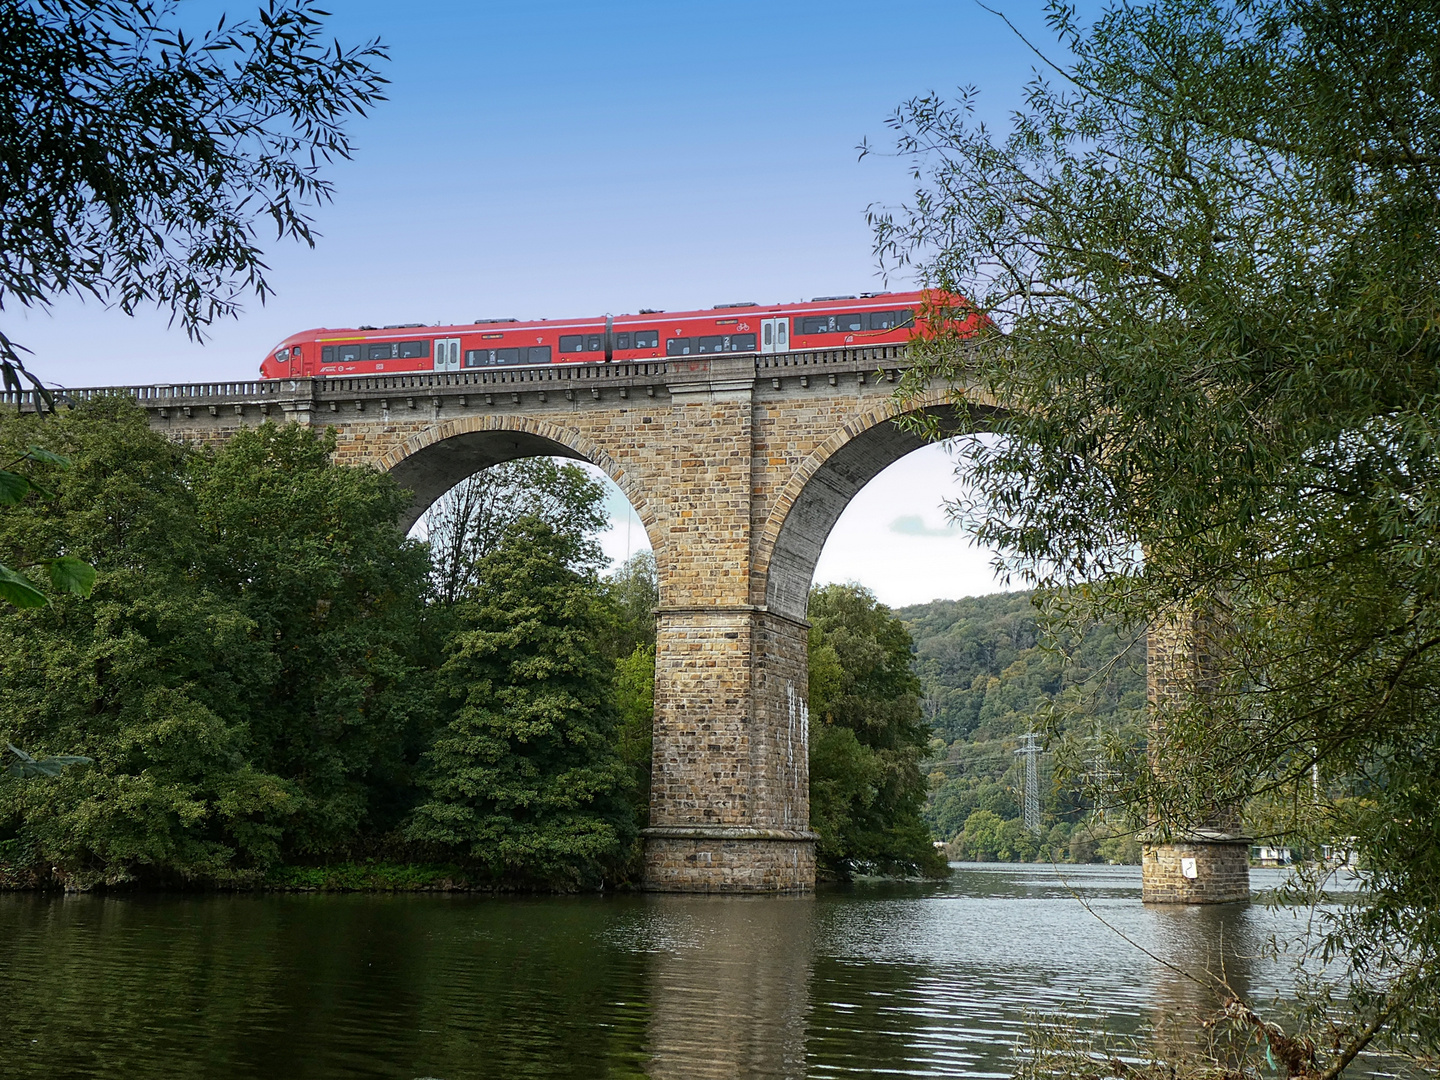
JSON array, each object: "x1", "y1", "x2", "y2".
[
  {"x1": 0, "y1": 409, "x2": 673, "y2": 889},
  {"x1": 0, "y1": 0, "x2": 388, "y2": 344},
  {"x1": 872, "y1": 0, "x2": 1440, "y2": 1065}
]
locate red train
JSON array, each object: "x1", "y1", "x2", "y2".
[{"x1": 258, "y1": 289, "x2": 975, "y2": 380}]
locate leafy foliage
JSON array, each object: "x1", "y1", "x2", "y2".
[
  {"x1": 186, "y1": 421, "x2": 440, "y2": 855},
  {"x1": 3, "y1": 742, "x2": 90, "y2": 779},
  {"x1": 613, "y1": 642, "x2": 655, "y2": 828},
  {"x1": 0, "y1": 0, "x2": 385, "y2": 622},
  {"x1": 807, "y1": 583, "x2": 947, "y2": 879},
  {"x1": 0, "y1": 401, "x2": 435, "y2": 886},
  {"x1": 901, "y1": 592, "x2": 1147, "y2": 856},
  {"x1": 0, "y1": 0, "x2": 388, "y2": 342},
  {"x1": 423, "y1": 458, "x2": 609, "y2": 605},
  {"x1": 0, "y1": 445, "x2": 95, "y2": 608},
  {"x1": 407, "y1": 517, "x2": 637, "y2": 886},
  {"x1": 600, "y1": 550, "x2": 657, "y2": 661},
  {"x1": 872, "y1": 0, "x2": 1440, "y2": 1064}
]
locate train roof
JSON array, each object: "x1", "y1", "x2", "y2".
[{"x1": 275, "y1": 292, "x2": 930, "y2": 344}]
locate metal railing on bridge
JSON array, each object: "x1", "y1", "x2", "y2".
[{"x1": 0, "y1": 345, "x2": 912, "y2": 410}]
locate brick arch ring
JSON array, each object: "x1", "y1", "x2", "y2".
[
  {"x1": 755, "y1": 386, "x2": 980, "y2": 623},
  {"x1": 377, "y1": 413, "x2": 661, "y2": 557}
]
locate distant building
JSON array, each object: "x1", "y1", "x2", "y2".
[{"x1": 1251, "y1": 845, "x2": 1293, "y2": 866}]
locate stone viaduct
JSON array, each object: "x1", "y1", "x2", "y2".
[{"x1": 35, "y1": 345, "x2": 1249, "y2": 902}]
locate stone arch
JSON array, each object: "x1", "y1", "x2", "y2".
[
  {"x1": 380, "y1": 415, "x2": 661, "y2": 556},
  {"x1": 756, "y1": 388, "x2": 991, "y2": 622}
]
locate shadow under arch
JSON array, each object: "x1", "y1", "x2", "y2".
[
  {"x1": 758, "y1": 389, "x2": 990, "y2": 622},
  {"x1": 378, "y1": 415, "x2": 661, "y2": 553}
]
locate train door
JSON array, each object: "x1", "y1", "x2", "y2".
[
  {"x1": 759, "y1": 317, "x2": 790, "y2": 354},
  {"x1": 434, "y1": 338, "x2": 460, "y2": 372}
]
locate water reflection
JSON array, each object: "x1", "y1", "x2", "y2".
[
  {"x1": 0, "y1": 865, "x2": 1326, "y2": 1079},
  {"x1": 635, "y1": 896, "x2": 813, "y2": 1079}
]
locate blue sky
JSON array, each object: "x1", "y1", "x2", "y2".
[{"x1": 14, "y1": 0, "x2": 1078, "y2": 605}]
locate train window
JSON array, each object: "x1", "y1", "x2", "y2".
[
  {"x1": 368, "y1": 343, "x2": 393, "y2": 360},
  {"x1": 633, "y1": 329, "x2": 659, "y2": 349},
  {"x1": 695, "y1": 333, "x2": 759, "y2": 353},
  {"x1": 528, "y1": 345, "x2": 552, "y2": 364},
  {"x1": 336, "y1": 344, "x2": 362, "y2": 363},
  {"x1": 397, "y1": 340, "x2": 430, "y2": 359},
  {"x1": 274, "y1": 348, "x2": 290, "y2": 362},
  {"x1": 559, "y1": 335, "x2": 585, "y2": 353},
  {"x1": 614, "y1": 332, "x2": 632, "y2": 350},
  {"x1": 321, "y1": 346, "x2": 334, "y2": 363},
  {"x1": 836, "y1": 312, "x2": 864, "y2": 332},
  {"x1": 585, "y1": 334, "x2": 603, "y2": 352},
  {"x1": 797, "y1": 314, "x2": 844, "y2": 334},
  {"x1": 855, "y1": 310, "x2": 916, "y2": 331},
  {"x1": 465, "y1": 347, "x2": 523, "y2": 366},
  {"x1": 666, "y1": 337, "x2": 694, "y2": 356}
]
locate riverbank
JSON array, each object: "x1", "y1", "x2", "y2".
[{"x1": 0, "y1": 858, "x2": 623, "y2": 894}]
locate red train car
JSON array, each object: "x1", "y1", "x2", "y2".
[{"x1": 258, "y1": 289, "x2": 977, "y2": 380}]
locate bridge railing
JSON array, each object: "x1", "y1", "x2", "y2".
[
  {"x1": 0, "y1": 382, "x2": 280, "y2": 409},
  {"x1": 0, "y1": 346, "x2": 913, "y2": 410},
  {"x1": 315, "y1": 360, "x2": 674, "y2": 394},
  {"x1": 753, "y1": 345, "x2": 907, "y2": 369}
]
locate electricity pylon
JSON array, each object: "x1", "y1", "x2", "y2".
[{"x1": 1015, "y1": 732, "x2": 1043, "y2": 836}]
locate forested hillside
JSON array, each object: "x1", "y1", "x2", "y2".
[{"x1": 898, "y1": 593, "x2": 1148, "y2": 862}]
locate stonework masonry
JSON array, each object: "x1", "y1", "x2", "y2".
[
  {"x1": 35, "y1": 348, "x2": 1244, "y2": 900},
  {"x1": 1145, "y1": 611, "x2": 1251, "y2": 904}
]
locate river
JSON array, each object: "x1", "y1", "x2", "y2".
[{"x1": 0, "y1": 864, "x2": 1339, "y2": 1078}]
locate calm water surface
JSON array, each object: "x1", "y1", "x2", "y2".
[{"x1": 0, "y1": 865, "x2": 1332, "y2": 1078}]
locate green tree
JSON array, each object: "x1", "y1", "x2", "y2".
[
  {"x1": 872, "y1": 0, "x2": 1440, "y2": 1065},
  {"x1": 408, "y1": 517, "x2": 636, "y2": 886},
  {"x1": 0, "y1": 446, "x2": 95, "y2": 608},
  {"x1": 952, "y1": 808, "x2": 1004, "y2": 861},
  {"x1": 602, "y1": 552, "x2": 658, "y2": 828},
  {"x1": 0, "y1": 401, "x2": 291, "y2": 883},
  {"x1": 422, "y1": 459, "x2": 608, "y2": 605},
  {"x1": 807, "y1": 583, "x2": 947, "y2": 878},
  {"x1": 187, "y1": 421, "x2": 439, "y2": 855},
  {"x1": 613, "y1": 642, "x2": 655, "y2": 827},
  {"x1": 600, "y1": 550, "x2": 658, "y2": 661},
  {"x1": 0, "y1": 401, "x2": 435, "y2": 885}
]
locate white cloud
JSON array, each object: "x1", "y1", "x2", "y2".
[{"x1": 812, "y1": 443, "x2": 1015, "y2": 608}]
